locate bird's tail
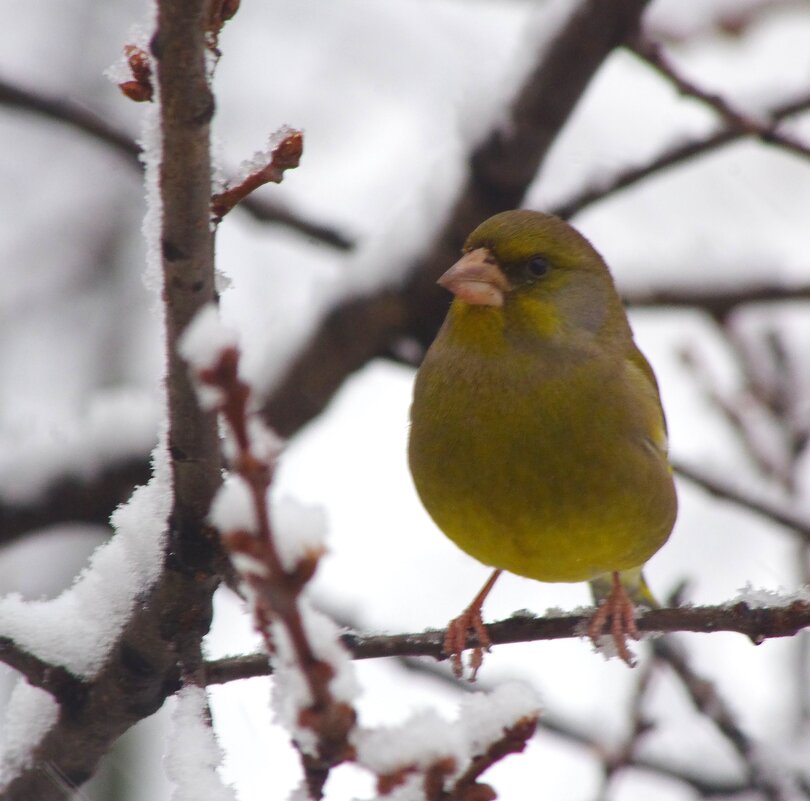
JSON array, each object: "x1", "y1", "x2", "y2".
[{"x1": 589, "y1": 567, "x2": 659, "y2": 608}]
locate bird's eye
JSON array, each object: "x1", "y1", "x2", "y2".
[{"x1": 526, "y1": 256, "x2": 549, "y2": 279}]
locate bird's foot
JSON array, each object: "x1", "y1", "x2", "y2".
[
  {"x1": 588, "y1": 571, "x2": 640, "y2": 666},
  {"x1": 443, "y1": 604, "x2": 491, "y2": 681},
  {"x1": 443, "y1": 569, "x2": 501, "y2": 680}
]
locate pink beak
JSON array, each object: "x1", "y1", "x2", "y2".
[{"x1": 437, "y1": 248, "x2": 508, "y2": 308}]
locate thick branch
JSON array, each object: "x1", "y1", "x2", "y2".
[
  {"x1": 1, "y1": 2, "x2": 222, "y2": 796},
  {"x1": 156, "y1": 0, "x2": 223, "y2": 581},
  {"x1": 262, "y1": 0, "x2": 650, "y2": 436}
]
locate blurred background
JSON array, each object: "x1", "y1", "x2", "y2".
[{"x1": 2, "y1": 0, "x2": 810, "y2": 799}]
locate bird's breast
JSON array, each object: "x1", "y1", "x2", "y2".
[{"x1": 408, "y1": 322, "x2": 676, "y2": 583}]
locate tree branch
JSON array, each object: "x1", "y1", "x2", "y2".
[
  {"x1": 0, "y1": 74, "x2": 352, "y2": 250},
  {"x1": 673, "y1": 460, "x2": 810, "y2": 542},
  {"x1": 630, "y1": 37, "x2": 810, "y2": 162},
  {"x1": 0, "y1": 638, "x2": 86, "y2": 706},
  {"x1": 1, "y1": 1, "x2": 223, "y2": 795},
  {"x1": 203, "y1": 599, "x2": 810, "y2": 681},
  {"x1": 397, "y1": 656, "x2": 754, "y2": 799},
  {"x1": 624, "y1": 281, "x2": 810, "y2": 322},
  {"x1": 653, "y1": 638, "x2": 797, "y2": 801},
  {"x1": 262, "y1": 0, "x2": 650, "y2": 436},
  {"x1": 552, "y1": 89, "x2": 810, "y2": 219}
]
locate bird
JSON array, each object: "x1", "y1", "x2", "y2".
[{"x1": 407, "y1": 209, "x2": 677, "y2": 678}]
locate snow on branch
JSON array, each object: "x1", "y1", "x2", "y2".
[
  {"x1": 166, "y1": 687, "x2": 236, "y2": 801},
  {"x1": 205, "y1": 0, "x2": 241, "y2": 55},
  {"x1": 181, "y1": 304, "x2": 543, "y2": 800},
  {"x1": 0, "y1": 76, "x2": 351, "y2": 249},
  {"x1": 182, "y1": 306, "x2": 355, "y2": 796},
  {"x1": 211, "y1": 127, "x2": 303, "y2": 223}
]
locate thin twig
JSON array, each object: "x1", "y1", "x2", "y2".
[
  {"x1": 552, "y1": 90, "x2": 810, "y2": 219},
  {"x1": 595, "y1": 658, "x2": 657, "y2": 801},
  {"x1": 0, "y1": 637, "x2": 87, "y2": 707},
  {"x1": 0, "y1": 75, "x2": 141, "y2": 165},
  {"x1": 630, "y1": 37, "x2": 810, "y2": 162},
  {"x1": 625, "y1": 282, "x2": 810, "y2": 323},
  {"x1": 647, "y1": 0, "x2": 808, "y2": 43},
  {"x1": 673, "y1": 460, "x2": 810, "y2": 542},
  {"x1": 196, "y1": 343, "x2": 355, "y2": 798},
  {"x1": 0, "y1": 75, "x2": 352, "y2": 250},
  {"x1": 678, "y1": 346, "x2": 793, "y2": 486},
  {"x1": 211, "y1": 129, "x2": 303, "y2": 222},
  {"x1": 653, "y1": 638, "x2": 799, "y2": 801},
  {"x1": 200, "y1": 599, "x2": 810, "y2": 678}
]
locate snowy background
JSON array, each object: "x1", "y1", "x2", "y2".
[{"x1": 2, "y1": 0, "x2": 810, "y2": 799}]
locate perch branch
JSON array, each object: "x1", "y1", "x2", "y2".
[{"x1": 203, "y1": 599, "x2": 810, "y2": 679}]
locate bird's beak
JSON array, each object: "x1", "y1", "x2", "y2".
[{"x1": 437, "y1": 248, "x2": 508, "y2": 308}]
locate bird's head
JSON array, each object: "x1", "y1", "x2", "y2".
[{"x1": 439, "y1": 210, "x2": 625, "y2": 339}]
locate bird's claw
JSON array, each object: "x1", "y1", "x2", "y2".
[
  {"x1": 443, "y1": 606, "x2": 491, "y2": 681},
  {"x1": 588, "y1": 571, "x2": 640, "y2": 666}
]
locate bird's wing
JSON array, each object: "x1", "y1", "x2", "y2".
[{"x1": 624, "y1": 343, "x2": 670, "y2": 457}]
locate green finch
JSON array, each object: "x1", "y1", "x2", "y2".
[{"x1": 408, "y1": 210, "x2": 677, "y2": 677}]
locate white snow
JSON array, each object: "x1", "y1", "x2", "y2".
[
  {"x1": 0, "y1": 475, "x2": 169, "y2": 677},
  {"x1": 271, "y1": 496, "x2": 328, "y2": 573},
  {"x1": 734, "y1": 583, "x2": 810, "y2": 609},
  {"x1": 209, "y1": 475, "x2": 258, "y2": 535},
  {"x1": 354, "y1": 682, "x2": 539, "y2": 798},
  {"x1": 269, "y1": 600, "x2": 358, "y2": 755},
  {"x1": 0, "y1": 683, "x2": 59, "y2": 788},
  {"x1": 230, "y1": 125, "x2": 299, "y2": 187},
  {"x1": 103, "y1": 25, "x2": 151, "y2": 86},
  {"x1": 457, "y1": 682, "x2": 541, "y2": 755},
  {"x1": 245, "y1": 418, "x2": 284, "y2": 464},
  {"x1": 165, "y1": 686, "x2": 237, "y2": 801},
  {"x1": 4, "y1": 1, "x2": 810, "y2": 800},
  {"x1": 354, "y1": 710, "x2": 463, "y2": 776},
  {"x1": 178, "y1": 304, "x2": 239, "y2": 373}
]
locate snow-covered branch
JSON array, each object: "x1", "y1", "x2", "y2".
[{"x1": 0, "y1": 0, "x2": 224, "y2": 795}]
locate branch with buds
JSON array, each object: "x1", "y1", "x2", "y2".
[
  {"x1": 179, "y1": 305, "x2": 542, "y2": 799},
  {"x1": 211, "y1": 128, "x2": 303, "y2": 222}
]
